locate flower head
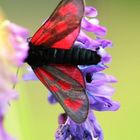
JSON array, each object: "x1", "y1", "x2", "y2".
[
  {"x1": 55, "y1": 6, "x2": 120, "y2": 140},
  {"x1": 0, "y1": 12, "x2": 29, "y2": 140},
  {"x1": 56, "y1": 111, "x2": 103, "y2": 140}
]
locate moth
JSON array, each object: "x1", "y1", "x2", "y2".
[{"x1": 24, "y1": 0, "x2": 101, "y2": 123}]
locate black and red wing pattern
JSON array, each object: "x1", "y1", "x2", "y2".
[
  {"x1": 33, "y1": 64, "x2": 89, "y2": 123},
  {"x1": 29, "y1": 0, "x2": 88, "y2": 122},
  {"x1": 31, "y1": 0, "x2": 85, "y2": 49}
]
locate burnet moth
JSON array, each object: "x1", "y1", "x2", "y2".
[{"x1": 24, "y1": 0, "x2": 101, "y2": 123}]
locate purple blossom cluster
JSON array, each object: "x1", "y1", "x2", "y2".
[
  {"x1": 0, "y1": 19, "x2": 29, "y2": 140},
  {"x1": 54, "y1": 6, "x2": 120, "y2": 140}
]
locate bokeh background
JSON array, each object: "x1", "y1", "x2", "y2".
[{"x1": 0, "y1": 0, "x2": 140, "y2": 140}]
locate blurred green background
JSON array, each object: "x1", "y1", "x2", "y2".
[{"x1": 0, "y1": 0, "x2": 140, "y2": 140}]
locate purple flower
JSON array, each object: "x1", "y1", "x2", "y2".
[
  {"x1": 0, "y1": 15, "x2": 29, "y2": 140},
  {"x1": 55, "y1": 6, "x2": 119, "y2": 140}
]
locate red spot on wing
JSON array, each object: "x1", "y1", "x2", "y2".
[
  {"x1": 55, "y1": 21, "x2": 67, "y2": 31},
  {"x1": 59, "y1": 3, "x2": 78, "y2": 16},
  {"x1": 64, "y1": 98, "x2": 83, "y2": 111},
  {"x1": 50, "y1": 85, "x2": 59, "y2": 92},
  {"x1": 57, "y1": 80, "x2": 72, "y2": 91},
  {"x1": 34, "y1": 68, "x2": 59, "y2": 93}
]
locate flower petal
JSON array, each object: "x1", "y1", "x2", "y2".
[
  {"x1": 77, "y1": 30, "x2": 100, "y2": 49},
  {"x1": 85, "y1": 6, "x2": 98, "y2": 17},
  {"x1": 23, "y1": 71, "x2": 38, "y2": 81},
  {"x1": 97, "y1": 38, "x2": 113, "y2": 48},
  {"x1": 87, "y1": 84, "x2": 115, "y2": 97},
  {"x1": 48, "y1": 92, "x2": 57, "y2": 104},
  {"x1": 98, "y1": 47, "x2": 112, "y2": 63},
  {"x1": 79, "y1": 64, "x2": 108, "y2": 76},
  {"x1": 23, "y1": 67, "x2": 38, "y2": 81},
  {"x1": 81, "y1": 18, "x2": 107, "y2": 36},
  {"x1": 89, "y1": 95, "x2": 120, "y2": 111},
  {"x1": 92, "y1": 73, "x2": 117, "y2": 83}
]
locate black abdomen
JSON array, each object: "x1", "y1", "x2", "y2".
[{"x1": 25, "y1": 44, "x2": 101, "y2": 67}]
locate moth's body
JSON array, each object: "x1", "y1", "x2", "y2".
[{"x1": 25, "y1": 42, "x2": 101, "y2": 67}]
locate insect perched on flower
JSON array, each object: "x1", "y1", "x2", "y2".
[{"x1": 24, "y1": 0, "x2": 101, "y2": 123}]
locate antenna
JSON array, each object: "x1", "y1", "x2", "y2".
[{"x1": 12, "y1": 67, "x2": 20, "y2": 89}]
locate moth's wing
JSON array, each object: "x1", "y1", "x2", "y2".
[
  {"x1": 30, "y1": 0, "x2": 85, "y2": 49},
  {"x1": 33, "y1": 64, "x2": 89, "y2": 123}
]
